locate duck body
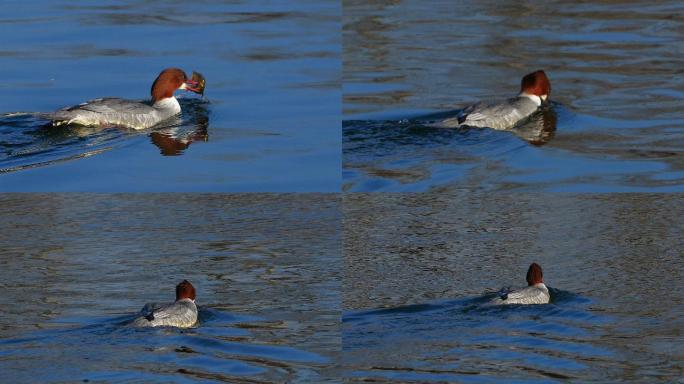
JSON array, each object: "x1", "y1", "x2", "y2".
[
  {"x1": 490, "y1": 283, "x2": 550, "y2": 305},
  {"x1": 428, "y1": 94, "x2": 542, "y2": 130},
  {"x1": 51, "y1": 97, "x2": 181, "y2": 130},
  {"x1": 425, "y1": 70, "x2": 551, "y2": 131},
  {"x1": 132, "y1": 298, "x2": 198, "y2": 328}
]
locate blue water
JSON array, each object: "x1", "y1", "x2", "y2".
[
  {"x1": 343, "y1": 1, "x2": 684, "y2": 192},
  {"x1": 343, "y1": 193, "x2": 684, "y2": 382},
  {"x1": 343, "y1": 103, "x2": 684, "y2": 192},
  {"x1": 0, "y1": 0, "x2": 339, "y2": 191},
  {"x1": 1, "y1": 309, "x2": 328, "y2": 382},
  {"x1": 0, "y1": 194, "x2": 341, "y2": 382},
  {"x1": 343, "y1": 290, "x2": 617, "y2": 382}
]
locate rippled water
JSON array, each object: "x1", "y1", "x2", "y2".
[
  {"x1": 0, "y1": 194, "x2": 340, "y2": 382},
  {"x1": 343, "y1": 1, "x2": 684, "y2": 192},
  {"x1": 343, "y1": 193, "x2": 684, "y2": 382},
  {"x1": 0, "y1": 0, "x2": 339, "y2": 191},
  {"x1": 0, "y1": 99, "x2": 209, "y2": 172}
]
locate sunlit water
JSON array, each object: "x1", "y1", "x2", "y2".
[
  {"x1": 343, "y1": 193, "x2": 684, "y2": 382},
  {"x1": 0, "y1": 0, "x2": 339, "y2": 191},
  {"x1": 0, "y1": 99, "x2": 209, "y2": 172},
  {"x1": 343, "y1": 1, "x2": 684, "y2": 192},
  {"x1": 0, "y1": 194, "x2": 340, "y2": 382}
]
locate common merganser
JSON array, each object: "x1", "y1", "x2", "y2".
[
  {"x1": 426, "y1": 70, "x2": 551, "y2": 130},
  {"x1": 490, "y1": 263, "x2": 550, "y2": 305},
  {"x1": 132, "y1": 280, "x2": 198, "y2": 328},
  {"x1": 51, "y1": 68, "x2": 203, "y2": 130}
]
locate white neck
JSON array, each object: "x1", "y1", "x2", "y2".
[
  {"x1": 519, "y1": 92, "x2": 542, "y2": 106},
  {"x1": 153, "y1": 96, "x2": 181, "y2": 113},
  {"x1": 176, "y1": 297, "x2": 195, "y2": 303}
]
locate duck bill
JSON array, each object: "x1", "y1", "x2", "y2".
[{"x1": 182, "y1": 79, "x2": 202, "y2": 93}]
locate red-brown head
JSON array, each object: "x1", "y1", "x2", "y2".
[
  {"x1": 526, "y1": 263, "x2": 544, "y2": 286},
  {"x1": 150, "y1": 68, "x2": 201, "y2": 103},
  {"x1": 176, "y1": 280, "x2": 196, "y2": 301},
  {"x1": 520, "y1": 70, "x2": 551, "y2": 102}
]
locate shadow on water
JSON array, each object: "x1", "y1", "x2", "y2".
[
  {"x1": 343, "y1": 289, "x2": 616, "y2": 382},
  {"x1": 0, "y1": 306, "x2": 326, "y2": 382},
  {"x1": 0, "y1": 98, "x2": 210, "y2": 172}
]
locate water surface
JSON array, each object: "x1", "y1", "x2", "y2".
[
  {"x1": 0, "y1": 194, "x2": 340, "y2": 382},
  {"x1": 0, "y1": 0, "x2": 339, "y2": 191},
  {"x1": 343, "y1": 1, "x2": 684, "y2": 192},
  {"x1": 343, "y1": 193, "x2": 684, "y2": 382}
]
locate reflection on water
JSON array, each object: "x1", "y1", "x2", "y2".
[
  {"x1": 343, "y1": 193, "x2": 684, "y2": 382},
  {"x1": 0, "y1": 194, "x2": 340, "y2": 382},
  {"x1": 343, "y1": 1, "x2": 684, "y2": 192},
  {"x1": 417, "y1": 103, "x2": 558, "y2": 146},
  {"x1": 150, "y1": 129, "x2": 208, "y2": 156},
  {"x1": 0, "y1": 0, "x2": 339, "y2": 191},
  {"x1": 511, "y1": 107, "x2": 557, "y2": 146},
  {"x1": 0, "y1": 99, "x2": 209, "y2": 171},
  {"x1": 148, "y1": 99, "x2": 210, "y2": 156}
]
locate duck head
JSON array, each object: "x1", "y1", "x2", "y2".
[
  {"x1": 175, "y1": 280, "x2": 196, "y2": 302},
  {"x1": 520, "y1": 70, "x2": 551, "y2": 103},
  {"x1": 151, "y1": 68, "x2": 202, "y2": 103},
  {"x1": 526, "y1": 263, "x2": 544, "y2": 286}
]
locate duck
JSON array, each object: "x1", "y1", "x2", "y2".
[
  {"x1": 490, "y1": 263, "x2": 550, "y2": 305},
  {"x1": 51, "y1": 68, "x2": 204, "y2": 130},
  {"x1": 132, "y1": 280, "x2": 198, "y2": 328},
  {"x1": 426, "y1": 70, "x2": 551, "y2": 130}
]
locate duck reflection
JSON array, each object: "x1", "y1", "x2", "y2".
[
  {"x1": 150, "y1": 125, "x2": 208, "y2": 156},
  {"x1": 149, "y1": 99, "x2": 209, "y2": 156},
  {"x1": 510, "y1": 106, "x2": 557, "y2": 146}
]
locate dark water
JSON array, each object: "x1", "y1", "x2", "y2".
[
  {"x1": 343, "y1": 1, "x2": 684, "y2": 192},
  {"x1": 343, "y1": 193, "x2": 684, "y2": 382},
  {"x1": 0, "y1": 0, "x2": 339, "y2": 191},
  {"x1": 0, "y1": 194, "x2": 340, "y2": 382}
]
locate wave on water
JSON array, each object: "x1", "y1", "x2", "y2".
[
  {"x1": 343, "y1": 289, "x2": 615, "y2": 382},
  {"x1": 0, "y1": 99, "x2": 210, "y2": 173},
  {"x1": 0, "y1": 305, "x2": 327, "y2": 382}
]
